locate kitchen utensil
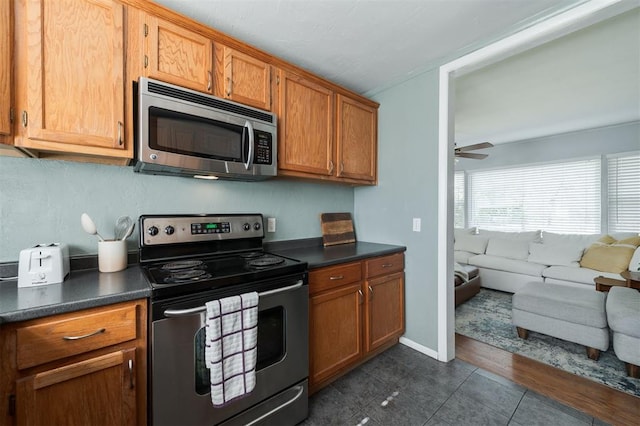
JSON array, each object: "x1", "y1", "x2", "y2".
[
  {"x1": 114, "y1": 216, "x2": 133, "y2": 240},
  {"x1": 122, "y1": 221, "x2": 135, "y2": 241},
  {"x1": 18, "y1": 243, "x2": 70, "y2": 287},
  {"x1": 81, "y1": 213, "x2": 105, "y2": 241}
]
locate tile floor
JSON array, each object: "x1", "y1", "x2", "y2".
[{"x1": 300, "y1": 344, "x2": 610, "y2": 426}]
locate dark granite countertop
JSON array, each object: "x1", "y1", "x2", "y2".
[
  {"x1": 0, "y1": 239, "x2": 404, "y2": 324},
  {"x1": 0, "y1": 266, "x2": 151, "y2": 324},
  {"x1": 267, "y1": 238, "x2": 406, "y2": 269}
]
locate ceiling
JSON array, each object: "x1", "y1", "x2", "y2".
[
  {"x1": 153, "y1": 0, "x2": 639, "y2": 147},
  {"x1": 454, "y1": 7, "x2": 640, "y2": 146}
]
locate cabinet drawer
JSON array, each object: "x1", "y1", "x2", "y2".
[
  {"x1": 309, "y1": 262, "x2": 362, "y2": 295},
  {"x1": 16, "y1": 304, "x2": 138, "y2": 370},
  {"x1": 365, "y1": 253, "x2": 404, "y2": 278}
]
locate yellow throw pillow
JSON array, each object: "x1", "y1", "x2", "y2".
[{"x1": 580, "y1": 235, "x2": 640, "y2": 274}]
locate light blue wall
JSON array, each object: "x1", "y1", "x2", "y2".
[
  {"x1": 456, "y1": 121, "x2": 640, "y2": 171},
  {"x1": 355, "y1": 69, "x2": 441, "y2": 351},
  {"x1": 0, "y1": 157, "x2": 353, "y2": 262}
]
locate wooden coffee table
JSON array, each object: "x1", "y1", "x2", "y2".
[{"x1": 594, "y1": 271, "x2": 640, "y2": 292}]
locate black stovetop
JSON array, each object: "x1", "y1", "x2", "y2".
[{"x1": 141, "y1": 250, "x2": 307, "y2": 299}]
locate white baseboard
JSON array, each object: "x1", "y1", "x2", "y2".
[{"x1": 399, "y1": 336, "x2": 439, "y2": 360}]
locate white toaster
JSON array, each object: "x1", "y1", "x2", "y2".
[{"x1": 18, "y1": 243, "x2": 70, "y2": 288}]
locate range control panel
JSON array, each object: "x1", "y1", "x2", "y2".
[{"x1": 139, "y1": 214, "x2": 264, "y2": 246}]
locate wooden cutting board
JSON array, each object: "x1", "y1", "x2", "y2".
[{"x1": 321, "y1": 213, "x2": 356, "y2": 247}]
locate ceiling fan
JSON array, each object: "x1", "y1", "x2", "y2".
[{"x1": 454, "y1": 141, "x2": 494, "y2": 159}]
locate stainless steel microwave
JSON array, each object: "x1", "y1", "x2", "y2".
[{"x1": 134, "y1": 77, "x2": 277, "y2": 180}]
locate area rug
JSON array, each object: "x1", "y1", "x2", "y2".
[{"x1": 455, "y1": 288, "x2": 639, "y2": 397}]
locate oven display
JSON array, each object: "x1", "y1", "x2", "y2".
[{"x1": 191, "y1": 222, "x2": 231, "y2": 234}]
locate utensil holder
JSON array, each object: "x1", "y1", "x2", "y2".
[{"x1": 98, "y1": 240, "x2": 127, "y2": 273}]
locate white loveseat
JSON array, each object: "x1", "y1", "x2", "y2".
[{"x1": 454, "y1": 229, "x2": 640, "y2": 293}]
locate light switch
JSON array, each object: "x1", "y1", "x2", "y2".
[
  {"x1": 412, "y1": 218, "x2": 421, "y2": 232},
  {"x1": 267, "y1": 217, "x2": 276, "y2": 233}
]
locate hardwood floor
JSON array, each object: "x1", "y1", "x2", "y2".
[{"x1": 456, "y1": 334, "x2": 640, "y2": 426}]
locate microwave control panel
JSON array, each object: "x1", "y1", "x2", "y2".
[{"x1": 254, "y1": 131, "x2": 272, "y2": 165}]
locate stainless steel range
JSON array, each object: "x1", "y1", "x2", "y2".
[{"x1": 139, "y1": 214, "x2": 308, "y2": 426}]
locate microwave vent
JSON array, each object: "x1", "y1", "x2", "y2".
[{"x1": 147, "y1": 81, "x2": 274, "y2": 124}]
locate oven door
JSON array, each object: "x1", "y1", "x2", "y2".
[{"x1": 151, "y1": 279, "x2": 308, "y2": 426}]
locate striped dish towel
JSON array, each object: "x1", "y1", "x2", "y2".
[{"x1": 204, "y1": 292, "x2": 258, "y2": 407}]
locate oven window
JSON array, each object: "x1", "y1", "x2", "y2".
[
  {"x1": 193, "y1": 307, "x2": 286, "y2": 395},
  {"x1": 149, "y1": 107, "x2": 244, "y2": 162}
]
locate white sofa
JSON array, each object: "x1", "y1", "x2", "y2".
[{"x1": 454, "y1": 229, "x2": 640, "y2": 293}]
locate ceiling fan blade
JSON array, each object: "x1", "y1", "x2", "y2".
[
  {"x1": 456, "y1": 152, "x2": 488, "y2": 160},
  {"x1": 455, "y1": 142, "x2": 494, "y2": 152}
]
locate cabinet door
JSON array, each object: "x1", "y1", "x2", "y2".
[
  {"x1": 336, "y1": 94, "x2": 377, "y2": 183},
  {"x1": 16, "y1": 349, "x2": 137, "y2": 426},
  {"x1": 215, "y1": 45, "x2": 271, "y2": 111},
  {"x1": 309, "y1": 283, "x2": 363, "y2": 387},
  {"x1": 19, "y1": 0, "x2": 125, "y2": 150},
  {"x1": 0, "y1": 0, "x2": 11, "y2": 136},
  {"x1": 277, "y1": 69, "x2": 334, "y2": 176},
  {"x1": 145, "y1": 15, "x2": 213, "y2": 93},
  {"x1": 365, "y1": 272, "x2": 405, "y2": 353}
]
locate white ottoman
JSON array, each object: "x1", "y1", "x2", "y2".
[
  {"x1": 606, "y1": 286, "x2": 640, "y2": 378},
  {"x1": 512, "y1": 282, "x2": 609, "y2": 360}
]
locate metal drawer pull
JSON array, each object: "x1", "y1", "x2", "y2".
[
  {"x1": 245, "y1": 385, "x2": 304, "y2": 426},
  {"x1": 329, "y1": 275, "x2": 344, "y2": 280},
  {"x1": 163, "y1": 281, "x2": 304, "y2": 317},
  {"x1": 62, "y1": 328, "x2": 106, "y2": 340},
  {"x1": 368, "y1": 285, "x2": 374, "y2": 298},
  {"x1": 382, "y1": 263, "x2": 393, "y2": 268}
]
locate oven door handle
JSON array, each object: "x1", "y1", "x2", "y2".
[{"x1": 162, "y1": 280, "x2": 304, "y2": 317}]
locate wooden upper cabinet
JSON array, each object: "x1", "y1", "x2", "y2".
[
  {"x1": 276, "y1": 69, "x2": 334, "y2": 176},
  {"x1": 336, "y1": 94, "x2": 377, "y2": 183},
  {"x1": 14, "y1": 0, "x2": 126, "y2": 153},
  {"x1": 144, "y1": 15, "x2": 213, "y2": 93},
  {"x1": 0, "y1": 0, "x2": 11, "y2": 137},
  {"x1": 214, "y1": 45, "x2": 271, "y2": 111}
]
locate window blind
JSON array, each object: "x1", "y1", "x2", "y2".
[
  {"x1": 607, "y1": 152, "x2": 640, "y2": 233},
  {"x1": 454, "y1": 171, "x2": 465, "y2": 228},
  {"x1": 468, "y1": 159, "x2": 601, "y2": 234}
]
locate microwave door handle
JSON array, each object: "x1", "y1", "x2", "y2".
[{"x1": 244, "y1": 121, "x2": 254, "y2": 170}]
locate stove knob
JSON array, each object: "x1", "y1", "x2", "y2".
[
  {"x1": 165, "y1": 225, "x2": 175, "y2": 235},
  {"x1": 243, "y1": 223, "x2": 251, "y2": 231},
  {"x1": 253, "y1": 222, "x2": 261, "y2": 231},
  {"x1": 147, "y1": 226, "x2": 159, "y2": 236}
]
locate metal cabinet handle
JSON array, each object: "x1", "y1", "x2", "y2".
[
  {"x1": 226, "y1": 76, "x2": 232, "y2": 96},
  {"x1": 339, "y1": 162, "x2": 344, "y2": 175},
  {"x1": 117, "y1": 121, "x2": 123, "y2": 145},
  {"x1": 208, "y1": 71, "x2": 213, "y2": 91},
  {"x1": 382, "y1": 263, "x2": 393, "y2": 268},
  {"x1": 329, "y1": 275, "x2": 344, "y2": 280},
  {"x1": 368, "y1": 285, "x2": 374, "y2": 299},
  {"x1": 62, "y1": 328, "x2": 106, "y2": 340},
  {"x1": 328, "y1": 161, "x2": 334, "y2": 175},
  {"x1": 128, "y1": 359, "x2": 134, "y2": 389},
  {"x1": 358, "y1": 289, "x2": 363, "y2": 304}
]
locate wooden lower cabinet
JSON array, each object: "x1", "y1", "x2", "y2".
[
  {"x1": 0, "y1": 299, "x2": 147, "y2": 426},
  {"x1": 309, "y1": 253, "x2": 405, "y2": 393},
  {"x1": 365, "y1": 272, "x2": 405, "y2": 352},
  {"x1": 16, "y1": 349, "x2": 137, "y2": 426},
  {"x1": 309, "y1": 282, "x2": 363, "y2": 386}
]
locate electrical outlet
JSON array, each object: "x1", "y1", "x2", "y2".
[
  {"x1": 267, "y1": 217, "x2": 276, "y2": 233},
  {"x1": 412, "y1": 218, "x2": 421, "y2": 232}
]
